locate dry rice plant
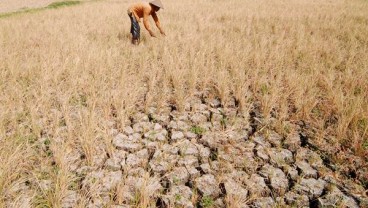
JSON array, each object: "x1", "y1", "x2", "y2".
[{"x1": 0, "y1": 0, "x2": 368, "y2": 206}]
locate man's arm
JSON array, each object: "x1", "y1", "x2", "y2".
[
  {"x1": 143, "y1": 11, "x2": 156, "y2": 37},
  {"x1": 152, "y1": 12, "x2": 165, "y2": 35}
]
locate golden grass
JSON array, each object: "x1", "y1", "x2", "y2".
[{"x1": 0, "y1": 0, "x2": 368, "y2": 206}]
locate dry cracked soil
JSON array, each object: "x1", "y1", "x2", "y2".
[{"x1": 30, "y1": 92, "x2": 367, "y2": 208}]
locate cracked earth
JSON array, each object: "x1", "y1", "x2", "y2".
[{"x1": 25, "y1": 92, "x2": 368, "y2": 208}]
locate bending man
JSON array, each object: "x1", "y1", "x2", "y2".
[{"x1": 127, "y1": 0, "x2": 166, "y2": 45}]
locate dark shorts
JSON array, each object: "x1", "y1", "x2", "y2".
[{"x1": 128, "y1": 13, "x2": 140, "y2": 40}]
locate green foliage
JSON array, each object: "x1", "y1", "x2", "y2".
[
  {"x1": 200, "y1": 196, "x2": 214, "y2": 208},
  {"x1": 220, "y1": 117, "x2": 227, "y2": 129},
  {"x1": 33, "y1": 194, "x2": 52, "y2": 208},
  {"x1": 45, "y1": 149, "x2": 53, "y2": 157},
  {"x1": 44, "y1": 138, "x2": 51, "y2": 146},
  {"x1": 363, "y1": 139, "x2": 368, "y2": 150},
  {"x1": 354, "y1": 86, "x2": 362, "y2": 96},
  {"x1": 260, "y1": 84, "x2": 269, "y2": 95},
  {"x1": 132, "y1": 191, "x2": 142, "y2": 206},
  {"x1": 37, "y1": 170, "x2": 51, "y2": 180},
  {"x1": 148, "y1": 113, "x2": 157, "y2": 122},
  {"x1": 311, "y1": 107, "x2": 322, "y2": 117},
  {"x1": 68, "y1": 180, "x2": 79, "y2": 190},
  {"x1": 283, "y1": 123, "x2": 291, "y2": 134},
  {"x1": 0, "y1": 11, "x2": 24, "y2": 18},
  {"x1": 172, "y1": 176, "x2": 179, "y2": 185},
  {"x1": 210, "y1": 149, "x2": 218, "y2": 161},
  {"x1": 190, "y1": 126, "x2": 205, "y2": 135},
  {"x1": 47, "y1": 1, "x2": 81, "y2": 9},
  {"x1": 357, "y1": 118, "x2": 367, "y2": 131},
  {"x1": 174, "y1": 194, "x2": 181, "y2": 201}
]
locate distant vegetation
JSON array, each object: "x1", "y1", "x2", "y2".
[
  {"x1": 47, "y1": 1, "x2": 81, "y2": 9},
  {"x1": 0, "y1": 1, "x2": 82, "y2": 18}
]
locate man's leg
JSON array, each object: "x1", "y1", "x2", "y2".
[
  {"x1": 129, "y1": 14, "x2": 140, "y2": 44},
  {"x1": 129, "y1": 14, "x2": 133, "y2": 35}
]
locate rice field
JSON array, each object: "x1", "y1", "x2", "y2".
[{"x1": 0, "y1": 0, "x2": 367, "y2": 207}]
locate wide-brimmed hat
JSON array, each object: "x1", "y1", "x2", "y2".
[{"x1": 149, "y1": 0, "x2": 164, "y2": 9}]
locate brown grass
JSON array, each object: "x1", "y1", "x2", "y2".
[{"x1": 0, "y1": 0, "x2": 368, "y2": 206}]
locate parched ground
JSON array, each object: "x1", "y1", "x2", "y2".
[{"x1": 27, "y1": 93, "x2": 367, "y2": 207}]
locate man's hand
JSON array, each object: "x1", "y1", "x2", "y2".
[{"x1": 149, "y1": 31, "x2": 157, "y2": 37}]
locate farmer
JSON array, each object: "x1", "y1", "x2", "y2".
[{"x1": 127, "y1": 0, "x2": 166, "y2": 45}]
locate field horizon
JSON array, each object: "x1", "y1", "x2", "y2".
[{"x1": 0, "y1": 0, "x2": 367, "y2": 207}]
